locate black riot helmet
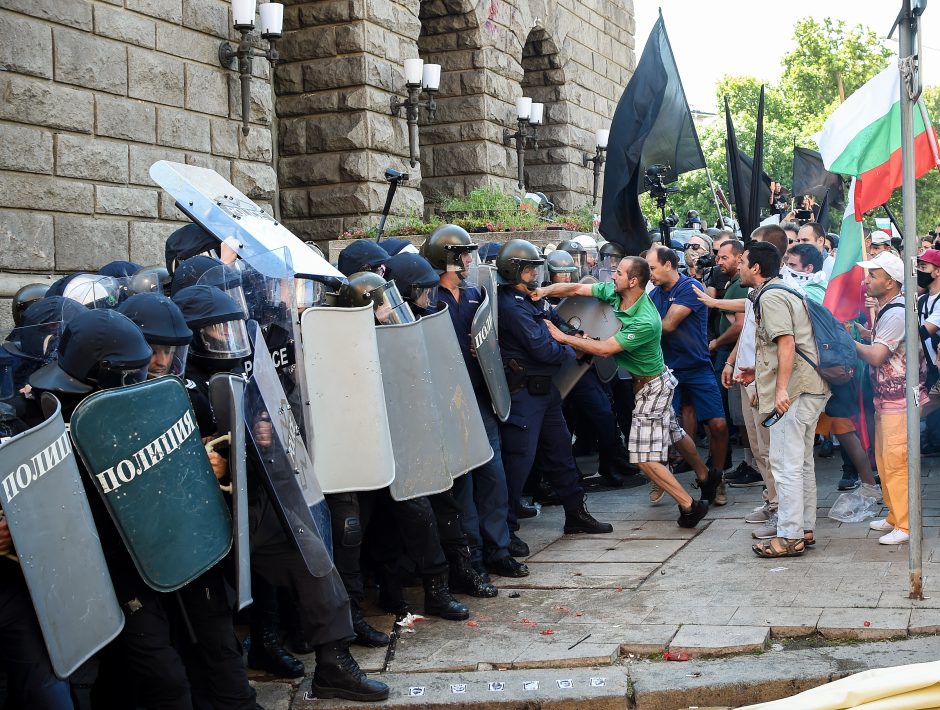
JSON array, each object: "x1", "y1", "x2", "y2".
[
  {"x1": 99, "y1": 260, "x2": 142, "y2": 279},
  {"x1": 29, "y1": 310, "x2": 153, "y2": 395},
  {"x1": 12, "y1": 283, "x2": 50, "y2": 326},
  {"x1": 337, "y1": 240, "x2": 389, "y2": 278},
  {"x1": 165, "y1": 223, "x2": 219, "y2": 275},
  {"x1": 598, "y1": 241, "x2": 626, "y2": 281},
  {"x1": 336, "y1": 272, "x2": 414, "y2": 324},
  {"x1": 383, "y1": 252, "x2": 440, "y2": 313},
  {"x1": 545, "y1": 250, "x2": 578, "y2": 283},
  {"x1": 128, "y1": 266, "x2": 171, "y2": 296},
  {"x1": 556, "y1": 239, "x2": 588, "y2": 274},
  {"x1": 172, "y1": 285, "x2": 251, "y2": 370},
  {"x1": 599, "y1": 241, "x2": 625, "y2": 260},
  {"x1": 170, "y1": 255, "x2": 225, "y2": 296},
  {"x1": 4, "y1": 296, "x2": 85, "y2": 392},
  {"x1": 421, "y1": 224, "x2": 479, "y2": 275},
  {"x1": 496, "y1": 239, "x2": 545, "y2": 290},
  {"x1": 118, "y1": 293, "x2": 193, "y2": 379}
]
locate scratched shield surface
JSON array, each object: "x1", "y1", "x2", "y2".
[
  {"x1": 69, "y1": 377, "x2": 232, "y2": 592},
  {"x1": 551, "y1": 285, "x2": 621, "y2": 399},
  {"x1": 0, "y1": 396, "x2": 124, "y2": 677},
  {"x1": 469, "y1": 285, "x2": 511, "y2": 422}
]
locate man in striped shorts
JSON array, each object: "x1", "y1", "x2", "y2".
[{"x1": 535, "y1": 256, "x2": 713, "y2": 527}]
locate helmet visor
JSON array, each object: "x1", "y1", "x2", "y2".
[
  {"x1": 197, "y1": 263, "x2": 250, "y2": 319},
  {"x1": 443, "y1": 244, "x2": 480, "y2": 274},
  {"x1": 198, "y1": 319, "x2": 252, "y2": 359},
  {"x1": 515, "y1": 260, "x2": 546, "y2": 291},
  {"x1": 95, "y1": 362, "x2": 151, "y2": 390},
  {"x1": 373, "y1": 281, "x2": 415, "y2": 325},
  {"x1": 147, "y1": 343, "x2": 189, "y2": 379},
  {"x1": 409, "y1": 284, "x2": 439, "y2": 312},
  {"x1": 294, "y1": 277, "x2": 328, "y2": 313},
  {"x1": 598, "y1": 255, "x2": 621, "y2": 282}
]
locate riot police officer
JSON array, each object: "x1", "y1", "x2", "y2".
[
  {"x1": 423, "y1": 226, "x2": 528, "y2": 580},
  {"x1": 172, "y1": 285, "x2": 390, "y2": 702},
  {"x1": 165, "y1": 223, "x2": 224, "y2": 275},
  {"x1": 495, "y1": 240, "x2": 613, "y2": 552},
  {"x1": 337, "y1": 240, "x2": 389, "y2": 278},
  {"x1": 11, "y1": 283, "x2": 49, "y2": 327},
  {"x1": 598, "y1": 241, "x2": 626, "y2": 282}
]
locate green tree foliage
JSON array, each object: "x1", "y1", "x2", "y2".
[{"x1": 648, "y1": 17, "x2": 932, "y2": 233}]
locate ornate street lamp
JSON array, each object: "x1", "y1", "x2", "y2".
[
  {"x1": 583, "y1": 128, "x2": 609, "y2": 206},
  {"x1": 503, "y1": 98, "x2": 544, "y2": 191},
  {"x1": 390, "y1": 58, "x2": 441, "y2": 168}
]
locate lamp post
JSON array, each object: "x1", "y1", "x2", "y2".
[
  {"x1": 390, "y1": 58, "x2": 441, "y2": 168},
  {"x1": 582, "y1": 128, "x2": 609, "y2": 206},
  {"x1": 503, "y1": 98, "x2": 544, "y2": 191},
  {"x1": 219, "y1": 0, "x2": 283, "y2": 136}
]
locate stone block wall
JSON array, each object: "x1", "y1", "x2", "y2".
[{"x1": 0, "y1": 0, "x2": 277, "y2": 312}]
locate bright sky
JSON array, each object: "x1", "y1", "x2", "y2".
[{"x1": 633, "y1": 1, "x2": 940, "y2": 113}]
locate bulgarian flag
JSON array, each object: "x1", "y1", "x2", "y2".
[
  {"x1": 823, "y1": 178, "x2": 866, "y2": 323},
  {"x1": 813, "y1": 64, "x2": 940, "y2": 221}
]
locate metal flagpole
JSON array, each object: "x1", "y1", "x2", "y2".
[
  {"x1": 703, "y1": 165, "x2": 725, "y2": 226},
  {"x1": 898, "y1": 0, "x2": 923, "y2": 600}
]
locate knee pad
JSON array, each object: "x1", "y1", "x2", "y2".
[{"x1": 341, "y1": 516, "x2": 362, "y2": 548}]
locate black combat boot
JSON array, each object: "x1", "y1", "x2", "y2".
[
  {"x1": 423, "y1": 573, "x2": 470, "y2": 620},
  {"x1": 310, "y1": 641, "x2": 389, "y2": 702},
  {"x1": 449, "y1": 547, "x2": 498, "y2": 598},
  {"x1": 563, "y1": 501, "x2": 614, "y2": 534},
  {"x1": 246, "y1": 629, "x2": 306, "y2": 679},
  {"x1": 351, "y1": 603, "x2": 390, "y2": 648},
  {"x1": 377, "y1": 564, "x2": 412, "y2": 616}
]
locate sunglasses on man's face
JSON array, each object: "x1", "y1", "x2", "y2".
[{"x1": 687, "y1": 243, "x2": 705, "y2": 251}]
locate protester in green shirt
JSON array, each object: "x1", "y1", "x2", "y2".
[{"x1": 534, "y1": 256, "x2": 715, "y2": 529}]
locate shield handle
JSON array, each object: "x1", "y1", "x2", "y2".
[{"x1": 204, "y1": 435, "x2": 233, "y2": 493}]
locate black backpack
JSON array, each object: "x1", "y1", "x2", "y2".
[{"x1": 753, "y1": 284, "x2": 857, "y2": 385}]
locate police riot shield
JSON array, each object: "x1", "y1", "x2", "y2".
[
  {"x1": 551, "y1": 279, "x2": 621, "y2": 399},
  {"x1": 245, "y1": 320, "x2": 333, "y2": 577},
  {"x1": 478, "y1": 264, "x2": 501, "y2": 331},
  {"x1": 208, "y1": 373, "x2": 252, "y2": 611},
  {"x1": 422, "y1": 306, "x2": 493, "y2": 478},
  {"x1": 149, "y1": 160, "x2": 344, "y2": 281},
  {"x1": 375, "y1": 319, "x2": 451, "y2": 500},
  {"x1": 469, "y1": 287, "x2": 511, "y2": 422},
  {"x1": 300, "y1": 304, "x2": 395, "y2": 494},
  {"x1": 70, "y1": 377, "x2": 233, "y2": 592},
  {"x1": 593, "y1": 355, "x2": 619, "y2": 383},
  {"x1": 0, "y1": 397, "x2": 124, "y2": 678}
]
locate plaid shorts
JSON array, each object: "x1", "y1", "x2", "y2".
[{"x1": 629, "y1": 370, "x2": 687, "y2": 464}]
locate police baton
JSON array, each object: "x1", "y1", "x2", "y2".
[{"x1": 376, "y1": 168, "x2": 409, "y2": 243}]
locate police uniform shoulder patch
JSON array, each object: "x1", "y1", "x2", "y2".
[
  {"x1": 184, "y1": 378, "x2": 197, "y2": 390},
  {"x1": 627, "y1": 333, "x2": 636, "y2": 340}
]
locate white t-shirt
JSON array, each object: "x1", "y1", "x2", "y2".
[
  {"x1": 822, "y1": 253, "x2": 835, "y2": 280},
  {"x1": 918, "y1": 291, "x2": 940, "y2": 365}
]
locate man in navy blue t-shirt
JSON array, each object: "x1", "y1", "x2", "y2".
[{"x1": 647, "y1": 246, "x2": 729, "y2": 504}]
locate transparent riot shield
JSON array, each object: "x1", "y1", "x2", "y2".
[
  {"x1": 421, "y1": 306, "x2": 493, "y2": 478},
  {"x1": 300, "y1": 304, "x2": 395, "y2": 494},
  {"x1": 69, "y1": 377, "x2": 233, "y2": 592},
  {"x1": 149, "y1": 160, "x2": 344, "y2": 281},
  {"x1": 469, "y1": 288, "x2": 511, "y2": 422},
  {"x1": 245, "y1": 320, "x2": 333, "y2": 577},
  {"x1": 207, "y1": 373, "x2": 251, "y2": 611},
  {"x1": 551, "y1": 278, "x2": 621, "y2": 399},
  {"x1": 0, "y1": 396, "x2": 124, "y2": 678},
  {"x1": 374, "y1": 319, "x2": 451, "y2": 501}
]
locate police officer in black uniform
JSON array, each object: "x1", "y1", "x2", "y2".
[
  {"x1": 495, "y1": 240, "x2": 613, "y2": 553},
  {"x1": 172, "y1": 285, "x2": 389, "y2": 703}
]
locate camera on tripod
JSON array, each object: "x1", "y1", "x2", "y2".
[{"x1": 645, "y1": 164, "x2": 680, "y2": 243}]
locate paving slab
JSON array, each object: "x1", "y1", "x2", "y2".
[
  {"x1": 908, "y1": 607, "x2": 940, "y2": 633},
  {"x1": 615, "y1": 624, "x2": 680, "y2": 655},
  {"x1": 727, "y1": 606, "x2": 823, "y2": 637},
  {"x1": 817, "y1": 607, "x2": 912, "y2": 640},
  {"x1": 511, "y1": 561, "x2": 660, "y2": 589},
  {"x1": 667, "y1": 624, "x2": 769, "y2": 657}
]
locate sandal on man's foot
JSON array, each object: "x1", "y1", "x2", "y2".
[
  {"x1": 752, "y1": 537, "x2": 805, "y2": 558},
  {"x1": 803, "y1": 530, "x2": 815, "y2": 547}
]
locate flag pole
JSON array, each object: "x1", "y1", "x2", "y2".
[
  {"x1": 704, "y1": 165, "x2": 725, "y2": 226},
  {"x1": 898, "y1": 0, "x2": 923, "y2": 601}
]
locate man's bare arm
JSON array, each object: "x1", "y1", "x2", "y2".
[
  {"x1": 854, "y1": 340, "x2": 892, "y2": 367},
  {"x1": 545, "y1": 320, "x2": 623, "y2": 357},
  {"x1": 534, "y1": 283, "x2": 595, "y2": 300},
  {"x1": 661, "y1": 303, "x2": 692, "y2": 333}
]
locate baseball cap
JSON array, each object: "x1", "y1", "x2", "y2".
[
  {"x1": 857, "y1": 251, "x2": 904, "y2": 283},
  {"x1": 918, "y1": 248, "x2": 940, "y2": 268},
  {"x1": 869, "y1": 230, "x2": 892, "y2": 245}
]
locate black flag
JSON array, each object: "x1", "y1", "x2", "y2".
[
  {"x1": 600, "y1": 13, "x2": 705, "y2": 254},
  {"x1": 816, "y1": 188, "x2": 831, "y2": 232},
  {"x1": 792, "y1": 146, "x2": 845, "y2": 210},
  {"x1": 746, "y1": 86, "x2": 766, "y2": 241},
  {"x1": 724, "y1": 95, "x2": 771, "y2": 240},
  {"x1": 727, "y1": 151, "x2": 771, "y2": 215}
]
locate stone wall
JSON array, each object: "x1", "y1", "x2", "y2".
[
  {"x1": 275, "y1": 0, "x2": 635, "y2": 243},
  {"x1": 0, "y1": 0, "x2": 278, "y2": 313}
]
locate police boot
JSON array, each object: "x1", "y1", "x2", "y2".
[
  {"x1": 247, "y1": 629, "x2": 306, "y2": 679},
  {"x1": 564, "y1": 501, "x2": 614, "y2": 534},
  {"x1": 423, "y1": 573, "x2": 470, "y2": 620},
  {"x1": 310, "y1": 641, "x2": 390, "y2": 702},
  {"x1": 449, "y1": 547, "x2": 498, "y2": 598},
  {"x1": 351, "y1": 603, "x2": 390, "y2": 648},
  {"x1": 377, "y1": 565, "x2": 412, "y2": 617}
]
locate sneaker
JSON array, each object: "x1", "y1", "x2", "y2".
[
  {"x1": 677, "y1": 499, "x2": 709, "y2": 528},
  {"x1": 751, "y1": 513, "x2": 778, "y2": 540},
  {"x1": 713, "y1": 480, "x2": 728, "y2": 506},
  {"x1": 879, "y1": 528, "x2": 909, "y2": 545},
  {"x1": 745, "y1": 502, "x2": 777, "y2": 524},
  {"x1": 819, "y1": 438, "x2": 834, "y2": 458},
  {"x1": 859, "y1": 483, "x2": 883, "y2": 504},
  {"x1": 869, "y1": 518, "x2": 893, "y2": 532},
  {"x1": 837, "y1": 470, "x2": 860, "y2": 491},
  {"x1": 649, "y1": 482, "x2": 665, "y2": 505},
  {"x1": 727, "y1": 462, "x2": 763, "y2": 488}
]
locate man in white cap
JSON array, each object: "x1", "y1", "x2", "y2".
[
  {"x1": 866, "y1": 230, "x2": 894, "y2": 257},
  {"x1": 853, "y1": 251, "x2": 928, "y2": 545}
]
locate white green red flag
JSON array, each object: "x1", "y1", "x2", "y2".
[
  {"x1": 823, "y1": 178, "x2": 866, "y2": 323},
  {"x1": 813, "y1": 65, "x2": 940, "y2": 220}
]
